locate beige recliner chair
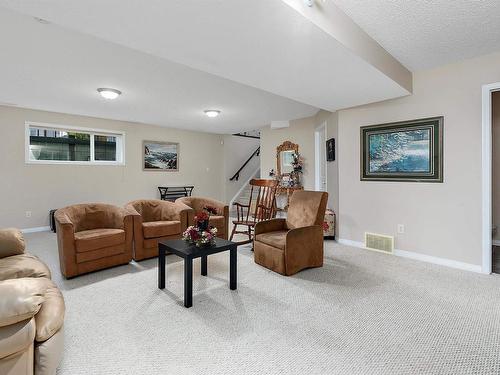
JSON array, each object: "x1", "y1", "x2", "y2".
[{"x1": 0, "y1": 228, "x2": 65, "y2": 375}]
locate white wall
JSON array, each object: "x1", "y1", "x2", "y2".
[
  {"x1": 337, "y1": 51, "x2": 500, "y2": 266},
  {"x1": 223, "y1": 134, "x2": 260, "y2": 202},
  {"x1": 260, "y1": 117, "x2": 317, "y2": 190},
  {"x1": 0, "y1": 106, "x2": 224, "y2": 229},
  {"x1": 260, "y1": 112, "x2": 339, "y2": 213},
  {"x1": 316, "y1": 110, "x2": 339, "y2": 214}
]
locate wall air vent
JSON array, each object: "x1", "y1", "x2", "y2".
[{"x1": 364, "y1": 232, "x2": 394, "y2": 254}]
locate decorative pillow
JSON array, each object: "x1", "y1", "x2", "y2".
[{"x1": 0, "y1": 228, "x2": 25, "y2": 259}]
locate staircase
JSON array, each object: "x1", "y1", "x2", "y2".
[{"x1": 230, "y1": 169, "x2": 260, "y2": 215}]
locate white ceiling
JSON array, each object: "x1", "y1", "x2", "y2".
[
  {"x1": 0, "y1": 6, "x2": 320, "y2": 134},
  {"x1": 332, "y1": 0, "x2": 500, "y2": 71},
  {"x1": 0, "y1": 0, "x2": 410, "y2": 134}
]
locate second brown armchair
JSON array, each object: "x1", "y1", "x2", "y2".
[
  {"x1": 125, "y1": 200, "x2": 191, "y2": 261},
  {"x1": 254, "y1": 190, "x2": 328, "y2": 276},
  {"x1": 176, "y1": 197, "x2": 229, "y2": 239}
]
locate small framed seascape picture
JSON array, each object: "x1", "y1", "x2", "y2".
[{"x1": 143, "y1": 141, "x2": 179, "y2": 171}]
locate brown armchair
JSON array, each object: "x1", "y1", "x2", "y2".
[
  {"x1": 176, "y1": 197, "x2": 229, "y2": 240},
  {"x1": 55, "y1": 203, "x2": 134, "y2": 278},
  {"x1": 125, "y1": 200, "x2": 191, "y2": 261},
  {"x1": 254, "y1": 191, "x2": 328, "y2": 276}
]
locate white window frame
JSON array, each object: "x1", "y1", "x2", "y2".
[{"x1": 25, "y1": 121, "x2": 126, "y2": 166}]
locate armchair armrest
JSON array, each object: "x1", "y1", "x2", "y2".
[
  {"x1": 0, "y1": 278, "x2": 47, "y2": 328},
  {"x1": 0, "y1": 228, "x2": 26, "y2": 259},
  {"x1": 172, "y1": 201, "x2": 193, "y2": 231},
  {"x1": 285, "y1": 225, "x2": 324, "y2": 275},
  {"x1": 233, "y1": 202, "x2": 249, "y2": 208},
  {"x1": 255, "y1": 219, "x2": 287, "y2": 236},
  {"x1": 54, "y1": 210, "x2": 77, "y2": 278}
]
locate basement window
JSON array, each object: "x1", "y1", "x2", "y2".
[{"x1": 26, "y1": 122, "x2": 125, "y2": 165}]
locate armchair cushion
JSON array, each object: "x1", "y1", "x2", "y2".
[
  {"x1": 142, "y1": 221, "x2": 181, "y2": 239},
  {"x1": 0, "y1": 254, "x2": 51, "y2": 281},
  {"x1": 0, "y1": 228, "x2": 25, "y2": 259},
  {"x1": 0, "y1": 278, "x2": 47, "y2": 328},
  {"x1": 74, "y1": 228, "x2": 125, "y2": 253},
  {"x1": 34, "y1": 280, "x2": 65, "y2": 342},
  {"x1": 255, "y1": 230, "x2": 287, "y2": 250}
]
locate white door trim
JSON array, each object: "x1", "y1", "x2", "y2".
[
  {"x1": 481, "y1": 82, "x2": 500, "y2": 274},
  {"x1": 315, "y1": 122, "x2": 327, "y2": 191}
]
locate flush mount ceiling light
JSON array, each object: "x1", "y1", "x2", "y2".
[
  {"x1": 204, "y1": 110, "x2": 221, "y2": 118},
  {"x1": 97, "y1": 88, "x2": 122, "y2": 100},
  {"x1": 34, "y1": 17, "x2": 50, "y2": 24}
]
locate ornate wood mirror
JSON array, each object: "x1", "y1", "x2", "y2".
[{"x1": 276, "y1": 141, "x2": 299, "y2": 176}]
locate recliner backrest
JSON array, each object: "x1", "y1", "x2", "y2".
[{"x1": 286, "y1": 191, "x2": 328, "y2": 229}]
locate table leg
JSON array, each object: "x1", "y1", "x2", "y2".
[
  {"x1": 184, "y1": 257, "x2": 193, "y2": 308},
  {"x1": 201, "y1": 255, "x2": 207, "y2": 276},
  {"x1": 158, "y1": 247, "x2": 166, "y2": 289},
  {"x1": 230, "y1": 246, "x2": 237, "y2": 290}
]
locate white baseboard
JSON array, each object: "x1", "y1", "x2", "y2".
[
  {"x1": 337, "y1": 238, "x2": 483, "y2": 274},
  {"x1": 21, "y1": 226, "x2": 51, "y2": 234}
]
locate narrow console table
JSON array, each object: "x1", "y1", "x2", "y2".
[
  {"x1": 158, "y1": 238, "x2": 237, "y2": 308},
  {"x1": 158, "y1": 186, "x2": 194, "y2": 201}
]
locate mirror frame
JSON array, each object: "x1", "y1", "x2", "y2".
[{"x1": 276, "y1": 140, "x2": 299, "y2": 176}]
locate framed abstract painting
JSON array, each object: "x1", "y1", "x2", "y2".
[
  {"x1": 143, "y1": 141, "x2": 179, "y2": 171},
  {"x1": 360, "y1": 117, "x2": 443, "y2": 182}
]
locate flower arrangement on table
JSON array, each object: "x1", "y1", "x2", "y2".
[
  {"x1": 291, "y1": 153, "x2": 303, "y2": 173},
  {"x1": 290, "y1": 152, "x2": 304, "y2": 187},
  {"x1": 182, "y1": 205, "x2": 219, "y2": 247},
  {"x1": 182, "y1": 225, "x2": 218, "y2": 247}
]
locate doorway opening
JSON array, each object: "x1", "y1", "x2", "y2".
[
  {"x1": 491, "y1": 91, "x2": 500, "y2": 273},
  {"x1": 315, "y1": 122, "x2": 327, "y2": 192},
  {"x1": 482, "y1": 82, "x2": 500, "y2": 274}
]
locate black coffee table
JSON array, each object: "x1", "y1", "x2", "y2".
[{"x1": 158, "y1": 238, "x2": 237, "y2": 308}]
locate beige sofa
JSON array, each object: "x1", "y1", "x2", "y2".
[{"x1": 0, "y1": 228, "x2": 65, "y2": 375}]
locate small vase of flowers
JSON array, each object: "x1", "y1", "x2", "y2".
[{"x1": 194, "y1": 205, "x2": 218, "y2": 231}]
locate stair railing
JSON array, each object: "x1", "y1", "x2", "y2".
[{"x1": 229, "y1": 147, "x2": 260, "y2": 181}]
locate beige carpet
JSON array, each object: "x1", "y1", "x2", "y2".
[{"x1": 25, "y1": 231, "x2": 500, "y2": 375}]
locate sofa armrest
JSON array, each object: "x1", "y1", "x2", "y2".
[
  {"x1": 0, "y1": 278, "x2": 47, "y2": 328},
  {"x1": 0, "y1": 317, "x2": 36, "y2": 360},
  {"x1": 0, "y1": 228, "x2": 25, "y2": 259},
  {"x1": 255, "y1": 219, "x2": 287, "y2": 236},
  {"x1": 34, "y1": 280, "x2": 65, "y2": 342}
]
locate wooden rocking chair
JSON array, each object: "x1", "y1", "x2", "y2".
[{"x1": 230, "y1": 179, "x2": 278, "y2": 245}]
